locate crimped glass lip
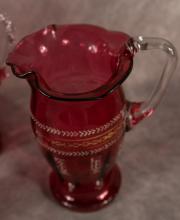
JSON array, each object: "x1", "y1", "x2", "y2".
[
  {"x1": 6, "y1": 59, "x2": 133, "y2": 101},
  {"x1": 6, "y1": 24, "x2": 134, "y2": 101}
]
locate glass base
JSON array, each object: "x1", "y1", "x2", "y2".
[{"x1": 49, "y1": 165, "x2": 121, "y2": 212}]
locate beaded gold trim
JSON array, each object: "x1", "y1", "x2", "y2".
[
  {"x1": 39, "y1": 122, "x2": 122, "y2": 148},
  {"x1": 32, "y1": 108, "x2": 125, "y2": 157},
  {"x1": 38, "y1": 136, "x2": 122, "y2": 157},
  {"x1": 31, "y1": 108, "x2": 125, "y2": 138}
]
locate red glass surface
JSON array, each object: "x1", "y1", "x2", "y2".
[
  {"x1": 30, "y1": 86, "x2": 126, "y2": 211},
  {"x1": 50, "y1": 165, "x2": 121, "y2": 211},
  {"x1": 7, "y1": 24, "x2": 132, "y2": 211}
]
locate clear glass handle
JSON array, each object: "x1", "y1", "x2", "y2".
[
  {"x1": 126, "y1": 36, "x2": 177, "y2": 130},
  {"x1": 0, "y1": 13, "x2": 15, "y2": 83}
]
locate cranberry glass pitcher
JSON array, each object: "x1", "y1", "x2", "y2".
[{"x1": 7, "y1": 24, "x2": 177, "y2": 211}]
